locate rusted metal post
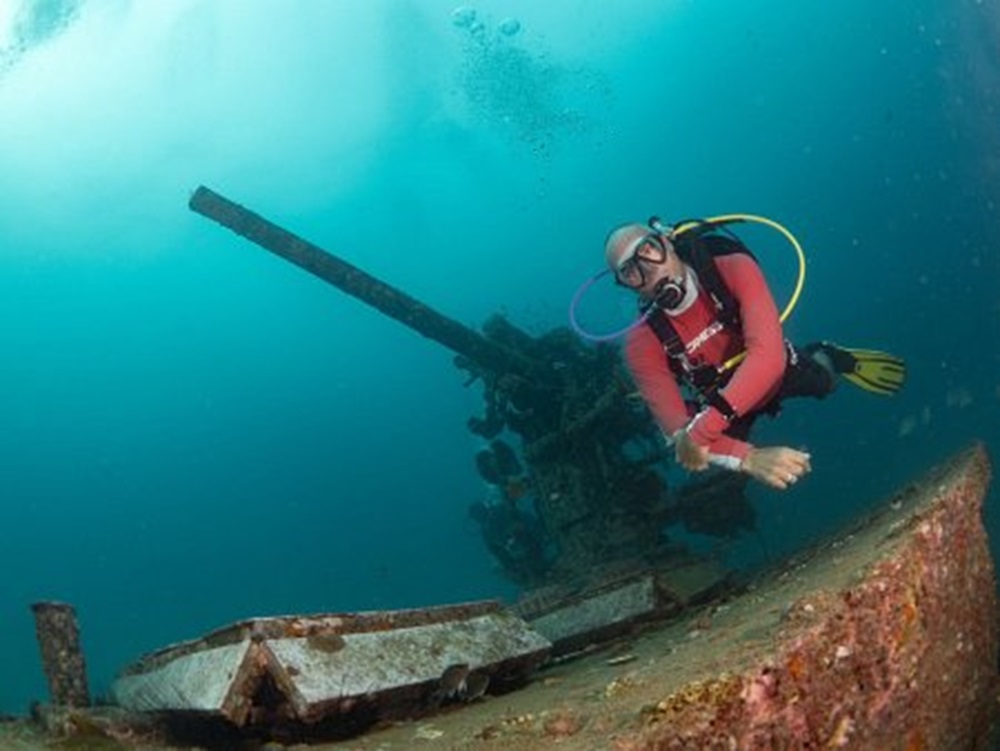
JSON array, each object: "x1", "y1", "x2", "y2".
[
  {"x1": 31, "y1": 601, "x2": 90, "y2": 707},
  {"x1": 188, "y1": 185, "x2": 543, "y2": 382}
]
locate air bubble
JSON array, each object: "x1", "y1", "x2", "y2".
[
  {"x1": 452, "y1": 6, "x2": 476, "y2": 29},
  {"x1": 498, "y1": 18, "x2": 522, "y2": 37}
]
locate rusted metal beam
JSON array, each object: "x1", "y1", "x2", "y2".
[
  {"x1": 31, "y1": 601, "x2": 90, "y2": 708},
  {"x1": 188, "y1": 186, "x2": 542, "y2": 381}
]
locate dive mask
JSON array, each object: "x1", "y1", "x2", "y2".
[{"x1": 613, "y1": 233, "x2": 668, "y2": 288}]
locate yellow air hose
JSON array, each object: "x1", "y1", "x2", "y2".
[{"x1": 671, "y1": 214, "x2": 807, "y2": 374}]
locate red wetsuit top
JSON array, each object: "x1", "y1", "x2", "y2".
[{"x1": 624, "y1": 253, "x2": 787, "y2": 468}]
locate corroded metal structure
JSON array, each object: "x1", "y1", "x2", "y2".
[
  {"x1": 111, "y1": 601, "x2": 549, "y2": 732},
  {"x1": 189, "y1": 186, "x2": 703, "y2": 584},
  {"x1": 30, "y1": 601, "x2": 90, "y2": 708},
  {"x1": 20, "y1": 445, "x2": 996, "y2": 748}
]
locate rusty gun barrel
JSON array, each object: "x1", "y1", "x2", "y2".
[{"x1": 189, "y1": 186, "x2": 540, "y2": 380}]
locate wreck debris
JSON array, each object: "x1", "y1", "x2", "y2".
[
  {"x1": 189, "y1": 186, "x2": 722, "y2": 589},
  {"x1": 514, "y1": 559, "x2": 733, "y2": 657},
  {"x1": 13, "y1": 446, "x2": 993, "y2": 748},
  {"x1": 188, "y1": 186, "x2": 542, "y2": 383},
  {"x1": 110, "y1": 600, "x2": 550, "y2": 732},
  {"x1": 625, "y1": 443, "x2": 998, "y2": 749},
  {"x1": 30, "y1": 601, "x2": 90, "y2": 708},
  {"x1": 675, "y1": 470, "x2": 756, "y2": 538},
  {"x1": 519, "y1": 571, "x2": 673, "y2": 658},
  {"x1": 468, "y1": 498, "x2": 550, "y2": 587},
  {"x1": 171, "y1": 442, "x2": 989, "y2": 750}
]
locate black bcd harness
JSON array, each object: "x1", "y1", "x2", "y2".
[{"x1": 642, "y1": 220, "x2": 757, "y2": 420}]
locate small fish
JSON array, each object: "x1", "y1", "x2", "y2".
[
  {"x1": 605, "y1": 654, "x2": 637, "y2": 666},
  {"x1": 462, "y1": 671, "x2": 490, "y2": 701},
  {"x1": 438, "y1": 663, "x2": 471, "y2": 697},
  {"x1": 429, "y1": 663, "x2": 472, "y2": 706}
]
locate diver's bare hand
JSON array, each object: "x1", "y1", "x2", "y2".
[
  {"x1": 742, "y1": 446, "x2": 812, "y2": 490},
  {"x1": 674, "y1": 430, "x2": 710, "y2": 472}
]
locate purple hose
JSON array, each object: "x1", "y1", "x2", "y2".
[{"x1": 568, "y1": 269, "x2": 652, "y2": 342}]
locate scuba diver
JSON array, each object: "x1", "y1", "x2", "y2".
[{"x1": 579, "y1": 216, "x2": 905, "y2": 491}]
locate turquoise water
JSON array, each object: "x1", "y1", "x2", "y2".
[{"x1": 1, "y1": 0, "x2": 997, "y2": 715}]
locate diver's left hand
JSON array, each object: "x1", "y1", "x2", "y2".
[{"x1": 674, "y1": 429, "x2": 710, "y2": 472}]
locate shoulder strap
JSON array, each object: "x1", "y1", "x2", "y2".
[
  {"x1": 642, "y1": 220, "x2": 758, "y2": 394},
  {"x1": 671, "y1": 224, "x2": 755, "y2": 332},
  {"x1": 643, "y1": 308, "x2": 737, "y2": 418},
  {"x1": 644, "y1": 308, "x2": 688, "y2": 382}
]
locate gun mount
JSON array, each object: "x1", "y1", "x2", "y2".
[{"x1": 190, "y1": 187, "x2": 753, "y2": 589}]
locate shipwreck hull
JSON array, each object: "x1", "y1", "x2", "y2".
[
  {"x1": 620, "y1": 443, "x2": 998, "y2": 750},
  {"x1": 315, "y1": 444, "x2": 997, "y2": 749},
  {"x1": 97, "y1": 445, "x2": 996, "y2": 749}
]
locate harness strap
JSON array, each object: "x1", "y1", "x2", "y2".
[
  {"x1": 706, "y1": 391, "x2": 738, "y2": 421},
  {"x1": 674, "y1": 230, "x2": 750, "y2": 332},
  {"x1": 643, "y1": 308, "x2": 688, "y2": 380},
  {"x1": 643, "y1": 223, "x2": 756, "y2": 417}
]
